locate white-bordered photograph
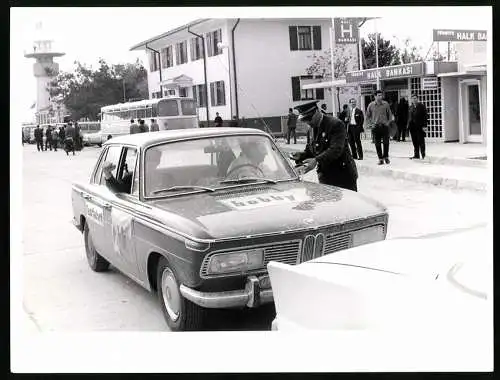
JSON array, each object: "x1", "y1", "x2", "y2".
[{"x1": 11, "y1": 5, "x2": 492, "y2": 373}]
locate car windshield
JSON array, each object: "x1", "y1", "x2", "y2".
[{"x1": 144, "y1": 134, "x2": 296, "y2": 197}]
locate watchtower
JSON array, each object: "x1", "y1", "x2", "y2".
[{"x1": 24, "y1": 22, "x2": 65, "y2": 124}]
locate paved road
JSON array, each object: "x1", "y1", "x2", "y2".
[{"x1": 22, "y1": 143, "x2": 489, "y2": 332}]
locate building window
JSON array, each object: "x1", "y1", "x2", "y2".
[
  {"x1": 192, "y1": 84, "x2": 207, "y2": 107},
  {"x1": 161, "y1": 46, "x2": 174, "y2": 68},
  {"x1": 175, "y1": 41, "x2": 188, "y2": 65},
  {"x1": 206, "y1": 29, "x2": 222, "y2": 57},
  {"x1": 179, "y1": 87, "x2": 188, "y2": 97},
  {"x1": 291, "y1": 76, "x2": 324, "y2": 101},
  {"x1": 289, "y1": 26, "x2": 322, "y2": 51},
  {"x1": 149, "y1": 51, "x2": 160, "y2": 72},
  {"x1": 190, "y1": 36, "x2": 204, "y2": 61},
  {"x1": 411, "y1": 77, "x2": 443, "y2": 139},
  {"x1": 210, "y1": 81, "x2": 226, "y2": 106}
]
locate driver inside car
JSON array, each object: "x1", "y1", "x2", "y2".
[{"x1": 225, "y1": 139, "x2": 272, "y2": 179}]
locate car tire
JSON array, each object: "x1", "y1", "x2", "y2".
[
  {"x1": 156, "y1": 256, "x2": 205, "y2": 331},
  {"x1": 97, "y1": 143, "x2": 102, "y2": 147},
  {"x1": 84, "y1": 221, "x2": 110, "y2": 272}
]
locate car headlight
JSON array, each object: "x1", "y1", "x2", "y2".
[
  {"x1": 207, "y1": 249, "x2": 264, "y2": 275},
  {"x1": 351, "y1": 225, "x2": 385, "y2": 247}
]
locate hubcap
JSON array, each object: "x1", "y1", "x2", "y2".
[{"x1": 161, "y1": 267, "x2": 181, "y2": 322}]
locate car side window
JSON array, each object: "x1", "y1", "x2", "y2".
[
  {"x1": 119, "y1": 147, "x2": 138, "y2": 196},
  {"x1": 99, "y1": 145, "x2": 123, "y2": 185}
]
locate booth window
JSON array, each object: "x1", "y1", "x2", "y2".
[{"x1": 411, "y1": 77, "x2": 443, "y2": 139}]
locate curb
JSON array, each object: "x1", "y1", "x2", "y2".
[{"x1": 278, "y1": 144, "x2": 486, "y2": 192}]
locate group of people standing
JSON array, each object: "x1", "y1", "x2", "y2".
[
  {"x1": 129, "y1": 118, "x2": 160, "y2": 134},
  {"x1": 33, "y1": 121, "x2": 83, "y2": 156}
]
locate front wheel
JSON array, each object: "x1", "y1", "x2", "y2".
[
  {"x1": 156, "y1": 257, "x2": 205, "y2": 331},
  {"x1": 84, "y1": 222, "x2": 109, "y2": 272}
]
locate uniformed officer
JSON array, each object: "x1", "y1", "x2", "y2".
[{"x1": 291, "y1": 100, "x2": 358, "y2": 192}]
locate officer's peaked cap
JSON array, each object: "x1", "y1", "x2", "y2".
[{"x1": 294, "y1": 100, "x2": 319, "y2": 121}]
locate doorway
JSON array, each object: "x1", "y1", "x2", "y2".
[{"x1": 460, "y1": 80, "x2": 483, "y2": 143}]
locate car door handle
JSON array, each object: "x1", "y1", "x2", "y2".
[{"x1": 82, "y1": 194, "x2": 91, "y2": 200}]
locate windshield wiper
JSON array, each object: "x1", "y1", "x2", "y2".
[
  {"x1": 152, "y1": 185, "x2": 215, "y2": 195},
  {"x1": 219, "y1": 177, "x2": 278, "y2": 185}
]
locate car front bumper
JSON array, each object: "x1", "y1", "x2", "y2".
[{"x1": 179, "y1": 275, "x2": 273, "y2": 309}]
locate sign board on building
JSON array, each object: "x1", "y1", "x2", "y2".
[
  {"x1": 433, "y1": 29, "x2": 487, "y2": 42},
  {"x1": 345, "y1": 62, "x2": 425, "y2": 83},
  {"x1": 421, "y1": 76, "x2": 439, "y2": 90},
  {"x1": 334, "y1": 18, "x2": 359, "y2": 44}
]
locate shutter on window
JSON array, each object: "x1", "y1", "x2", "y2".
[
  {"x1": 149, "y1": 52, "x2": 154, "y2": 71},
  {"x1": 190, "y1": 39, "x2": 194, "y2": 61},
  {"x1": 289, "y1": 26, "x2": 298, "y2": 51},
  {"x1": 206, "y1": 33, "x2": 213, "y2": 57},
  {"x1": 220, "y1": 81, "x2": 226, "y2": 106},
  {"x1": 210, "y1": 83, "x2": 215, "y2": 107},
  {"x1": 291, "y1": 76, "x2": 301, "y2": 101},
  {"x1": 192, "y1": 86, "x2": 198, "y2": 105},
  {"x1": 316, "y1": 88, "x2": 324, "y2": 100},
  {"x1": 312, "y1": 26, "x2": 321, "y2": 50}
]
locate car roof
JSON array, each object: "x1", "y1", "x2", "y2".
[{"x1": 103, "y1": 127, "x2": 270, "y2": 149}]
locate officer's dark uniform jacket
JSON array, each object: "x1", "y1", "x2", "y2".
[{"x1": 296, "y1": 114, "x2": 358, "y2": 190}]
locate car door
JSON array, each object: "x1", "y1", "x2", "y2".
[
  {"x1": 99, "y1": 146, "x2": 142, "y2": 281},
  {"x1": 83, "y1": 145, "x2": 121, "y2": 261}
]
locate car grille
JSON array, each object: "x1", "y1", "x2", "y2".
[{"x1": 301, "y1": 232, "x2": 352, "y2": 263}]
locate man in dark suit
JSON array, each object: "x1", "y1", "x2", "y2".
[
  {"x1": 291, "y1": 100, "x2": 358, "y2": 192},
  {"x1": 408, "y1": 93, "x2": 428, "y2": 159},
  {"x1": 34, "y1": 125, "x2": 44, "y2": 151},
  {"x1": 347, "y1": 98, "x2": 365, "y2": 160}
]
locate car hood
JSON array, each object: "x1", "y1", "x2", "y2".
[{"x1": 148, "y1": 181, "x2": 387, "y2": 240}]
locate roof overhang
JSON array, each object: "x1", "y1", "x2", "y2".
[
  {"x1": 129, "y1": 19, "x2": 210, "y2": 51},
  {"x1": 160, "y1": 74, "x2": 194, "y2": 89},
  {"x1": 302, "y1": 79, "x2": 351, "y2": 90}
]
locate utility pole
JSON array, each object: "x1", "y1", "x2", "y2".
[{"x1": 122, "y1": 79, "x2": 126, "y2": 102}]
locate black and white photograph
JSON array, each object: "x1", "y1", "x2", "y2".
[{"x1": 10, "y1": 5, "x2": 492, "y2": 373}]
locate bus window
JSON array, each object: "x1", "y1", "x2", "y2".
[
  {"x1": 157, "y1": 99, "x2": 179, "y2": 116},
  {"x1": 181, "y1": 99, "x2": 197, "y2": 116},
  {"x1": 137, "y1": 109, "x2": 146, "y2": 119},
  {"x1": 152, "y1": 104, "x2": 158, "y2": 117},
  {"x1": 129, "y1": 110, "x2": 137, "y2": 120},
  {"x1": 145, "y1": 107, "x2": 152, "y2": 118},
  {"x1": 121, "y1": 111, "x2": 129, "y2": 120}
]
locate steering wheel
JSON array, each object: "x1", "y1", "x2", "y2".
[{"x1": 225, "y1": 164, "x2": 264, "y2": 179}]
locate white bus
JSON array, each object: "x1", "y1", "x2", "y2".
[{"x1": 100, "y1": 97, "x2": 199, "y2": 141}]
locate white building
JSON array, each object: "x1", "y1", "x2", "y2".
[{"x1": 130, "y1": 18, "x2": 358, "y2": 135}]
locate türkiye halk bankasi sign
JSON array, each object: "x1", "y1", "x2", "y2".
[
  {"x1": 433, "y1": 29, "x2": 487, "y2": 42},
  {"x1": 345, "y1": 62, "x2": 425, "y2": 84}
]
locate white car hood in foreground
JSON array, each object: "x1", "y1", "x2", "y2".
[{"x1": 268, "y1": 227, "x2": 491, "y2": 332}]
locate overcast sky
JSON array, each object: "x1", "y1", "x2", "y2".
[{"x1": 10, "y1": 6, "x2": 491, "y2": 126}]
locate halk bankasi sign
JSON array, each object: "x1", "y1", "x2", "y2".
[
  {"x1": 433, "y1": 29, "x2": 487, "y2": 42},
  {"x1": 345, "y1": 62, "x2": 425, "y2": 83},
  {"x1": 334, "y1": 18, "x2": 359, "y2": 44}
]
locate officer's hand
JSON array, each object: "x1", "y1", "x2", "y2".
[
  {"x1": 102, "y1": 161, "x2": 116, "y2": 179},
  {"x1": 302, "y1": 158, "x2": 317, "y2": 172}
]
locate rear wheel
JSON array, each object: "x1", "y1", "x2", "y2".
[
  {"x1": 156, "y1": 256, "x2": 205, "y2": 331},
  {"x1": 84, "y1": 222, "x2": 109, "y2": 272}
]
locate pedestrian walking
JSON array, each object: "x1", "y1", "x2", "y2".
[
  {"x1": 139, "y1": 119, "x2": 149, "y2": 133},
  {"x1": 51, "y1": 128, "x2": 59, "y2": 151},
  {"x1": 34, "y1": 125, "x2": 44, "y2": 151},
  {"x1": 229, "y1": 116, "x2": 239, "y2": 128},
  {"x1": 408, "y1": 93, "x2": 428, "y2": 159},
  {"x1": 214, "y1": 112, "x2": 223, "y2": 127},
  {"x1": 366, "y1": 90, "x2": 393, "y2": 165},
  {"x1": 395, "y1": 97, "x2": 409, "y2": 141},
  {"x1": 347, "y1": 98, "x2": 364, "y2": 160},
  {"x1": 291, "y1": 100, "x2": 358, "y2": 192},
  {"x1": 64, "y1": 122, "x2": 76, "y2": 156},
  {"x1": 59, "y1": 126, "x2": 65, "y2": 149},
  {"x1": 150, "y1": 118, "x2": 160, "y2": 132},
  {"x1": 74, "y1": 122, "x2": 83, "y2": 151},
  {"x1": 130, "y1": 119, "x2": 140, "y2": 134},
  {"x1": 286, "y1": 108, "x2": 297, "y2": 144},
  {"x1": 45, "y1": 125, "x2": 54, "y2": 151}
]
